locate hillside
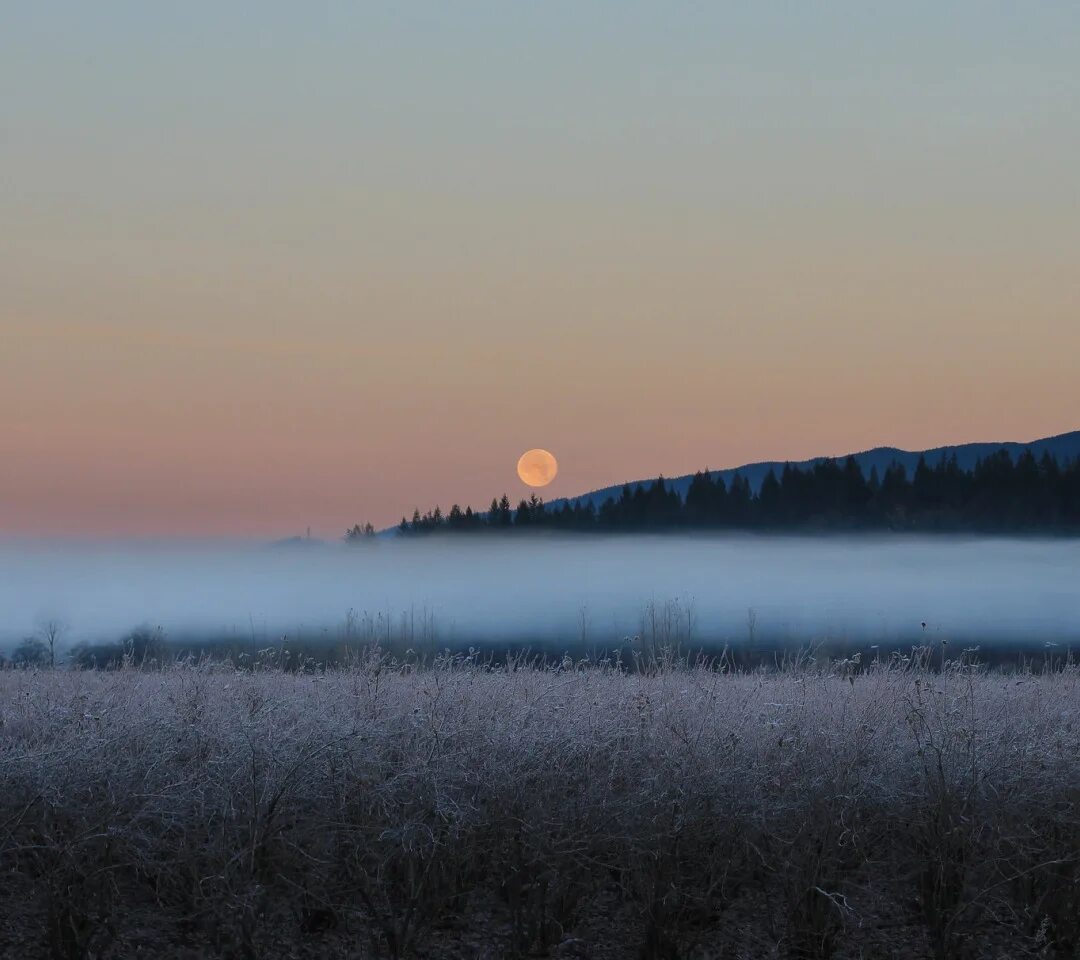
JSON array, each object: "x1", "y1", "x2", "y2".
[{"x1": 549, "y1": 429, "x2": 1080, "y2": 510}]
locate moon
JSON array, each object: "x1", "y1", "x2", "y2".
[{"x1": 517, "y1": 448, "x2": 558, "y2": 488}]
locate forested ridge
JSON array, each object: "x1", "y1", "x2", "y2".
[{"x1": 348, "y1": 448, "x2": 1080, "y2": 538}]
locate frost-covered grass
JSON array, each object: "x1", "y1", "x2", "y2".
[{"x1": 3, "y1": 654, "x2": 1080, "y2": 958}]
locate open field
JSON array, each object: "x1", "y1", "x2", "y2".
[{"x1": 4, "y1": 654, "x2": 1080, "y2": 959}]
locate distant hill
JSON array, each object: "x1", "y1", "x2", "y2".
[{"x1": 548, "y1": 430, "x2": 1080, "y2": 511}]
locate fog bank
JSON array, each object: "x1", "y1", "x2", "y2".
[{"x1": 1, "y1": 536, "x2": 1077, "y2": 650}]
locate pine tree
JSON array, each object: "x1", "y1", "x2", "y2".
[
  {"x1": 758, "y1": 469, "x2": 781, "y2": 526},
  {"x1": 728, "y1": 472, "x2": 752, "y2": 525},
  {"x1": 842, "y1": 456, "x2": 871, "y2": 524},
  {"x1": 685, "y1": 471, "x2": 714, "y2": 526}
]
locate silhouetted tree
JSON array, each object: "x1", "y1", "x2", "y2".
[
  {"x1": 38, "y1": 618, "x2": 65, "y2": 669},
  {"x1": 685, "y1": 471, "x2": 723, "y2": 526},
  {"x1": 497, "y1": 495, "x2": 513, "y2": 527},
  {"x1": 843, "y1": 456, "x2": 873, "y2": 524},
  {"x1": 727, "y1": 472, "x2": 753, "y2": 526},
  {"x1": 757, "y1": 469, "x2": 782, "y2": 526}
]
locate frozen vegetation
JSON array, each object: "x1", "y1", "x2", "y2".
[{"x1": 3, "y1": 651, "x2": 1080, "y2": 958}]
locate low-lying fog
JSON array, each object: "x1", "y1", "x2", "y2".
[{"x1": 1, "y1": 535, "x2": 1078, "y2": 651}]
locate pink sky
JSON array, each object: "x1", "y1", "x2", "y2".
[{"x1": 3, "y1": 5, "x2": 1078, "y2": 537}]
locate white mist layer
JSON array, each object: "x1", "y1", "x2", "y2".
[{"x1": 0, "y1": 536, "x2": 1078, "y2": 649}]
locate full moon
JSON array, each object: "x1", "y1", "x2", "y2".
[{"x1": 517, "y1": 448, "x2": 558, "y2": 488}]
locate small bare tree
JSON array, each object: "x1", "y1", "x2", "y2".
[{"x1": 38, "y1": 618, "x2": 65, "y2": 669}]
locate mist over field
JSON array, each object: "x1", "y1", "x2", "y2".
[{"x1": 1, "y1": 535, "x2": 1077, "y2": 651}]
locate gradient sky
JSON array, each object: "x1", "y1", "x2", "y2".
[{"x1": 3, "y1": 3, "x2": 1079, "y2": 538}]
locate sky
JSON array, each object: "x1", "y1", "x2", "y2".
[{"x1": 2, "y1": 2, "x2": 1079, "y2": 538}]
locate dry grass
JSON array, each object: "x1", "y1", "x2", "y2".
[{"x1": 2, "y1": 652, "x2": 1080, "y2": 959}]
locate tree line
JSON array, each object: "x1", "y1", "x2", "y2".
[{"x1": 346, "y1": 449, "x2": 1080, "y2": 539}]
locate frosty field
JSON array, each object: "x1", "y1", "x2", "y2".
[{"x1": 4, "y1": 653, "x2": 1080, "y2": 958}]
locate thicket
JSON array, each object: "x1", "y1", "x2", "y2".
[
  {"x1": 4, "y1": 652, "x2": 1080, "y2": 958},
  {"x1": 374, "y1": 448, "x2": 1080, "y2": 537}
]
